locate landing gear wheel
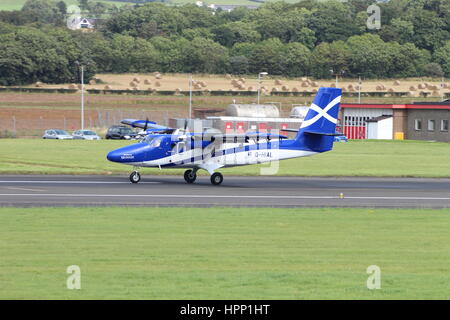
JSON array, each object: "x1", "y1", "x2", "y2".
[
  {"x1": 129, "y1": 171, "x2": 141, "y2": 183},
  {"x1": 210, "y1": 172, "x2": 223, "y2": 185},
  {"x1": 184, "y1": 169, "x2": 197, "y2": 184}
]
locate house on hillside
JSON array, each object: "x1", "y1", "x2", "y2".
[{"x1": 67, "y1": 17, "x2": 96, "y2": 31}]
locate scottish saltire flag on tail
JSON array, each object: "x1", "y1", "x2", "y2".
[{"x1": 295, "y1": 87, "x2": 342, "y2": 152}]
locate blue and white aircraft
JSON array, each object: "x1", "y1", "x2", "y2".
[{"x1": 107, "y1": 87, "x2": 342, "y2": 185}]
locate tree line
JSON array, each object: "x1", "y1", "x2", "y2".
[{"x1": 0, "y1": 0, "x2": 449, "y2": 85}]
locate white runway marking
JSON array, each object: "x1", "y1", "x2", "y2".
[
  {"x1": 4, "y1": 187, "x2": 46, "y2": 192},
  {"x1": 0, "y1": 181, "x2": 160, "y2": 184},
  {"x1": 0, "y1": 193, "x2": 450, "y2": 201}
]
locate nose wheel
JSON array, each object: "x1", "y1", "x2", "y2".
[
  {"x1": 210, "y1": 172, "x2": 223, "y2": 185},
  {"x1": 130, "y1": 171, "x2": 141, "y2": 183}
]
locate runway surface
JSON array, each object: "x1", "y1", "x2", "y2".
[{"x1": 0, "y1": 175, "x2": 450, "y2": 208}]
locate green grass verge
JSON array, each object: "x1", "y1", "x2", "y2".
[
  {"x1": 0, "y1": 0, "x2": 127, "y2": 11},
  {"x1": 0, "y1": 139, "x2": 449, "y2": 177},
  {"x1": 1, "y1": 207, "x2": 450, "y2": 299}
]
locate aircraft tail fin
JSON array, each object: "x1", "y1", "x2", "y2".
[{"x1": 294, "y1": 87, "x2": 342, "y2": 152}]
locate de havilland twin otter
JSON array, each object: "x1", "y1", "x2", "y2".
[{"x1": 107, "y1": 87, "x2": 342, "y2": 185}]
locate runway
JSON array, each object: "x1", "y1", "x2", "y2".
[{"x1": 0, "y1": 175, "x2": 450, "y2": 208}]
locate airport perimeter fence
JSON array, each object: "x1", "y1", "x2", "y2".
[{"x1": 0, "y1": 109, "x2": 172, "y2": 138}]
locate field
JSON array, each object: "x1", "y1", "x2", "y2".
[
  {"x1": 0, "y1": 0, "x2": 127, "y2": 11},
  {"x1": 44, "y1": 73, "x2": 450, "y2": 98},
  {"x1": 1, "y1": 206, "x2": 450, "y2": 299},
  {"x1": 0, "y1": 139, "x2": 449, "y2": 177}
]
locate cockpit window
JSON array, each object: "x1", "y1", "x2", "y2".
[{"x1": 143, "y1": 136, "x2": 162, "y2": 147}]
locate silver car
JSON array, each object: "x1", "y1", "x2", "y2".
[
  {"x1": 72, "y1": 130, "x2": 101, "y2": 140},
  {"x1": 42, "y1": 129, "x2": 73, "y2": 140}
]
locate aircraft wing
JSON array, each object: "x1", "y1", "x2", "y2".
[
  {"x1": 189, "y1": 132, "x2": 288, "y2": 142},
  {"x1": 120, "y1": 119, "x2": 173, "y2": 133}
]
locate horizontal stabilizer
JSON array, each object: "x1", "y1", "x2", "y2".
[
  {"x1": 304, "y1": 131, "x2": 341, "y2": 136},
  {"x1": 280, "y1": 128, "x2": 299, "y2": 133}
]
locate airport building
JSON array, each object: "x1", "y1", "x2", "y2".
[{"x1": 340, "y1": 101, "x2": 450, "y2": 142}]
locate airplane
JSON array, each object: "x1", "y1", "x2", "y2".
[{"x1": 106, "y1": 87, "x2": 342, "y2": 185}]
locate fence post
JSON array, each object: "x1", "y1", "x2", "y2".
[{"x1": 12, "y1": 116, "x2": 16, "y2": 134}]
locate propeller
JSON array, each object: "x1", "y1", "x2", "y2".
[{"x1": 144, "y1": 117, "x2": 149, "y2": 132}]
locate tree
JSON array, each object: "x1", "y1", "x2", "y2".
[
  {"x1": 109, "y1": 34, "x2": 159, "y2": 73},
  {"x1": 310, "y1": 41, "x2": 350, "y2": 78},
  {"x1": 345, "y1": 34, "x2": 395, "y2": 78},
  {"x1": 248, "y1": 38, "x2": 286, "y2": 75},
  {"x1": 56, "y1": 1, "x2": 66, "y2": 15},
  {"x1": 105, "y1": 3, "x2": 188, "y2": 39},
  {"x1": 406, "y1": 8, "x2": 449, "y2": 51},
  {"x1": 78, "y1": 0, "x2": 89, "y2": 11},
  {"x1": 0, "y1": 26, "x2": 96, "y2": 85},
  {"x1": 22, "y1": 0, "x2": 64, "y2": 26},
  {"x1": 423, "y1": 63, "x2": 444, "y2": 77},
  {"x1": 182, "y1": 28, "x2": 213, "y2": 41},
  {"x1": 308, "y1": 0, "x2": 359, "y2": 44},
  {"x1": 292, "y1": 27, "x2": 316, "y2": 50},
  {"x1": 181, "y1": 37, "x2": 229, "y2": 73},
  {"x1": 433, "y1": 41, "x2": 450, "y2": 76},
  {"x1": 252, "y1": 7, "x2": 312, "y2": 43},
  {"x1": 281, "y1": 42, "x2": 311, "y2": 76},
  {"x1": 229, "y1": 56, "x2": 249, "y2": 75},
  {"x1": 213, "y1": 21, "x2": 260, "y2": 47},
  {"x1": 150, "y1": 36, "x2": 188, "y2": 73}
]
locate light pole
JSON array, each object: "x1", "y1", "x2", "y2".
[
  {"x1": 330, "y1": 69, "x2": 337, "y2": 87},
  {"x1": 257, "y1": 72, "x2": 268, "y2": 104},
  {"x1": 75, "y1": 61, "x2": 85, "y2": 130},
  {"x1": 358, "y1": 76, "x2": 362, "y2": 104},
  {"x1": 189, "y1": 75, "x2": 193, "y2": 119}
]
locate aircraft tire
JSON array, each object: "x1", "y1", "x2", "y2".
[
  {"x1": 210, "y1": 172, "x2": 223, "y2": 185},
  {"x1": 130, "y1": 171, "x2": 141, "y2": 183},
  {"x1": 184, "y1": 170, "x2": 197, "y2": 184}
]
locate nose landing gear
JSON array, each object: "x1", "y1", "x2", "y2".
[{"x1": 130, "y1": 171, "x2": 141, "y2": 183}]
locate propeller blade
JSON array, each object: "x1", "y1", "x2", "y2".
[{"x1": 144, "y1": 117, "x2": 149, "y2": 131}]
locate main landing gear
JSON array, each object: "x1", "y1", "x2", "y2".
[
  {"x1": 184, "y1": 169, "x2": 223, "y2": 185},
  {"x1": 210, "y1": 172, "x2": 223, "y2": 186},
  {"x1": 184, "y1": 169, "x2": 197, "y2": 184}
]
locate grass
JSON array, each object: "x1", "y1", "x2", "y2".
[
  {"x1": 0, "y1": 139, "x2": 449, "y2": 177},
  {"x1": 1, "y1": 207, "x2": 450, "y2": 299},
  {"x1": 0, "y1": 0, "x2": 260, "y2": 11},
  {"x1": 0, "y1": 0, "x2": 127, "y2": 11}
]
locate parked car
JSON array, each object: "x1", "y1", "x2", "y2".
[
  {"x1": 72, "y1": 130, "x2": 101, "y2": 140},
  {"x1": 42, "y1": 129, "x2": 73, "y2": 140},
  {"x1": 334, "y1": 132, "x2": 348, "y2": 142},
  {"x1": 105, "y1": 126, "x2": 137, "y2": 140}
]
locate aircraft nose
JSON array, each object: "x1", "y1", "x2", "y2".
[{"x1": 107, "y1": 150, "x2": 121, "y2": 163}]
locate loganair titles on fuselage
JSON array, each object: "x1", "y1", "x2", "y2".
[{"x1": 107, "y1": 87, "x2": 342, "y2": 185}]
